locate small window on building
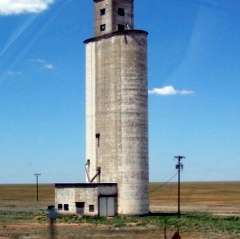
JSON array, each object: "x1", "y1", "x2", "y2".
[
  {"x1": 118, "y1": 24, "x2": 125, "y2": 31},
  {"x1": 96, "y1": 133, "x2": 100, "y2": 147},
  {"x1": 89, "y1": 205, "x2": 95, "y2": 212},
  {"x1": 58, "y1": 204, "x2": 63, "y2": 210},
  {"x1": 100, "y1": 8, "x2": 106, "y2": 16},
  {"x1": 100, "y1": 24, "x2": 106, "y2": 32},
  {"x1": 64, "y1": 204, "x2": 69, "y2": 211},
  {"x1": 118, "y1": 8, "x2": 125, "y2": 16}
]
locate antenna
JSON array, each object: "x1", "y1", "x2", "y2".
[{"x1": 174, "y1": 156, "x2": 185, "y2": 218}]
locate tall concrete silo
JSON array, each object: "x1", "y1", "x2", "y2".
[{"x1": 85, "y1": 0, "x2": 149, "y2": 215}]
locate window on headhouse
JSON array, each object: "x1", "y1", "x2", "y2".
[
  {"x1": 118, "y1": 8, "x2": 125, "y2": 16},
  {"x1": 89, "y1": 205, "x2": 94, "y2": 212},
  {"x1": 100, "y1": 24, "x2": 106, "y2": 32},
  {"x1": 64, "y1": 204, "x2": 69, "y2": 211},
  {"x1": 118, "y1": 24, "x2": 125, "y2": 31},
  {"x1": 58, "y1": 204, "x2": 63, "y2": 210},
  {"x1": 100, "y1": 8, "x2": 106, "y2": 16}
]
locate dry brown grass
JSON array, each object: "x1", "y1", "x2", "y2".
[
  {"x1": 0, "y1": 182, "x2": 239, "y2": 239},
  {"x1": 1, "y1": 182, "x2": 239, "y2": 215},
  {"x1": 149, "y1": 182, "x2": 240, "y2": 216},
  {"x1": 0, "y1": 184, "x2": 54, "y2": 212}
]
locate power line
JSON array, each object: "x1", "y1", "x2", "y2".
[{"x1": 149, "y1": 172, "x2": 178, "y2": 194}]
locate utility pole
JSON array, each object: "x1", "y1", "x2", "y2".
[
  {"x1": 174, "y1": 156, "x2": 185, "y2": 218},
  {"x1": 34, "y1": 173, "x2": 41, "y2": 201}
]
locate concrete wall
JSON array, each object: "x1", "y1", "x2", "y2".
[
  {"x1": 95, "y1": 0, "x2": 113, "y2": 36},
  {"x1": 112, "y1": 0, "x2": 134, "y2": 30},
  {"x1": 94, "y1": 0, "x2": 134, "y2": 36},
  {"x1": 75, "y1": 187, "x2": 98, "y2": 216},
  {"x1": 98, "y1": 184, "x2": 117, "y2": 195},
  {"x1": 55, "y1": 188, "x2": 76, "y2": 214},
  {"x1": 55, "y1": 184, "x2": 117, "y2": 216},
  {"x1": 85, "y1": 30, "x2": 149, "y2": 215},
  {"x1": 117, "y1": 32, "x2": 149, "y2": 215},
  {"x1": 86, "y1": 42, "x2": 97, "y2": 181}
]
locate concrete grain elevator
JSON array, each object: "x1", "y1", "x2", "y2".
[{"x1": 55, "y1": 0, "x2": 149, "y2": 216}]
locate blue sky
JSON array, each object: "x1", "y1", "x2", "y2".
[{"x1": 0, "y1": 0, "x2": 239, "y2": 183}]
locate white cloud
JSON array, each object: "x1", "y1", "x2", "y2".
[
  {"x1": 0, "y1": 0, "x2": 54, "y2": 15},
  {"x1": 30, "y1": 58, "x2": 55, "y2": 70},
  {"x1": 149, "y1": 86, "x2": 195, "y2": 96},
  {"x1": 44, "y1": 63, "x2": 54, "y2": 70}
]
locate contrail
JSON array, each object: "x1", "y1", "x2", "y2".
[
  {"x1": 0, "y1": 15, "x2": 38, "y2": 58},
  {"x1": 0, "y1": 0, "x2": 73, "y2": 85},
  {"x1": 185, "y1": 0, "x2": 237, "y2": 14},
  {"x1": 9, "y1": 0, "x2": 74, "y2": 66}
]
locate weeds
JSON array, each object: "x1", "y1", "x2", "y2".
[{"x1": 48, "y1": 213, "x2": 240, "y2": 235}]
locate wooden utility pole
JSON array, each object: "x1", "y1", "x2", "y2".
[
  {"x1": 34, "y1": 173, "x2": 41, "y2": 201},
  {"x1": 174, "y1": 156, "x2": 185, "y2": 218}
]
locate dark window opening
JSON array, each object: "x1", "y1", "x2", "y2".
[
  {"x1": 48, "y1": 205, "x2": 55, "y2": 210},
  {"x1": 100, "y1": 8, "x2": 106, "y2": 16},
  {"x1": 100, "y1": 24, "x2": 106, "y2": 32},
  {"x1": 96, "y1": 133, "x2": 100, "y2": 147},
  {"x1": 118, "y1": 24, "x2": 125, "y2": 31},
  {"x1": 58, "y1": 204, "x2": 63, "y2": 210},
  {"x1": 118, "y1": 8, "x2": 125, "y2": 16},
  {"x1": 89, "y1": 205, "x2": 95, "y2": 212},
  {"x1": 64, "y1": 204, "x2": 69, "y2": 211}
]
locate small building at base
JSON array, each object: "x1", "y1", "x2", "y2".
[{"x1": 55, "y1": 183, "x2": 117, "y2": 216}]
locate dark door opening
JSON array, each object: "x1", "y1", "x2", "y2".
[
  {"x1": 76, "y1": 202, "x2": 85, "y2": 215},
  {"x1": 118, "y1": 24, "x2": 125, "y2": 31}
]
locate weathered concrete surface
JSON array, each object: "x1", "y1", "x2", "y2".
[
  {"x1": 86, "y1": 42, "x2": 97, "y2": 181},
  {"x1": 55, "y1": 184, "x2": 117, "y2": 216},
  {"x1": 85, "y1": 30, "x2": 149, "y2": 215},
  {"x1": 94, "y1": 0, "x2": 134, "y2": 36}
]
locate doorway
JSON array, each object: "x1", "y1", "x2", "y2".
[
  {"x1": 98, "y1": 196, "x2": 117, "y2": 217},
  {"x1": 75, "y1": 202, "x2": 85, "y2": 215}
]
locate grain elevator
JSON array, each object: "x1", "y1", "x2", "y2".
[{"x1": 55, "y1": 0, "x2": 149, "y2": 216}]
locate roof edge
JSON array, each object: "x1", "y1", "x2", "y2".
[
  {"x1": 55, "y1": 183, "x2": 117, "y2": 188},
  {"x1": 84, "y1": 29, "x2": 148, "y2": 44}
]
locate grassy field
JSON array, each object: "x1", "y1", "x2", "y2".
[
  {"x1": 0, "y1": 182, "x2": 239, "y2": 238},
  {"x1": 150, "y1": 182, "x2": 240, "y2": 216}
]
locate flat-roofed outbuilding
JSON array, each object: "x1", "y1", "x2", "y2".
[{"x1": 55, "y1": 183, "x2": 117, "y2": 216}]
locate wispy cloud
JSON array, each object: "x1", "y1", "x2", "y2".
[
  {"x1": 0, "y1": 0, "x2": 55, "y2": 15},
  {"x1": 149, "y1": 86, "x2": 195, "y2": 96},
  {"x1": 44, "y1": 63, "x2": 54, "y2": 70},
  {"x1": 30, "y1": 58, "x2": 55, "y2": 70},
  {"x1": 5, "y1": 70, "x2": 22, "y2": 76}
]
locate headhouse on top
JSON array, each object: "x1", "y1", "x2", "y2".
[{"x1": 94, "y1": 0, "x2": 134, "y2": 36}]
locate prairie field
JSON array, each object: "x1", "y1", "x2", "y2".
[
  {"x1": 0, "y1": 182, "x2": 239, "y2": 239},
  {"x1": 149, "y1": 182, "x2": 240, "y2": 216}
]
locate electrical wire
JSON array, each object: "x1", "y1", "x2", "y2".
[{"x1": 149, "y1": 172, "x2": 178, "y2": 194}]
